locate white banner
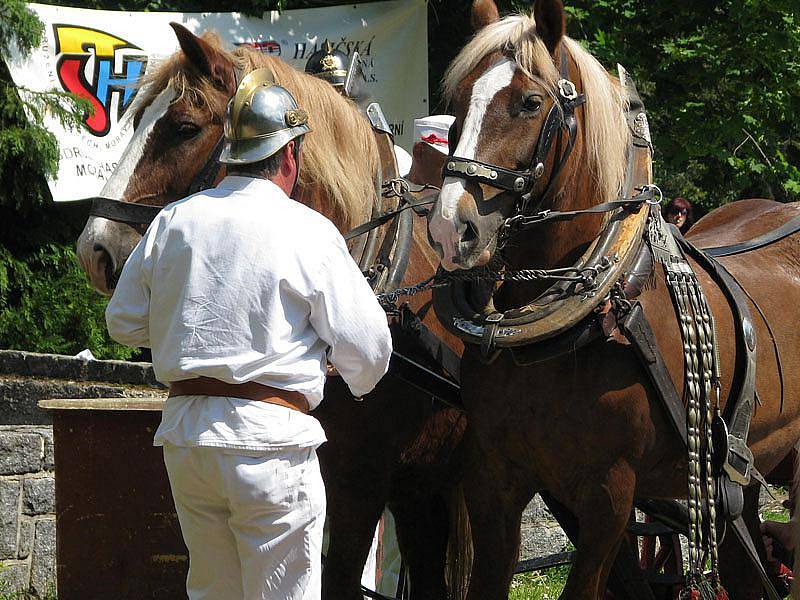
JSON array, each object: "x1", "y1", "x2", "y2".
[{"x1": 6, "y1": 1, "x2": 428, "y2": 201}]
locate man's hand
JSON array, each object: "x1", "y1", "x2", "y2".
[{"x1": 760, "y1": 520, "x2": 797, "y2": 566}]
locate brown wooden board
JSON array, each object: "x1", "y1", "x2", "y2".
[{"x1": 45, "y1": 401, "x2": 186, "y2": 599}]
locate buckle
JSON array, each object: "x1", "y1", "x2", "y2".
[
  {"x1": 723, "y1": 434, "x2": 753, "y2": 486},
  {"x1": 557, "y1": 79, "x2": 578, "y2": 101}
]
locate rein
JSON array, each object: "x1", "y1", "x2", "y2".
[{"x1": 343, "y1": 179, "x2": 440, "y2": 241}]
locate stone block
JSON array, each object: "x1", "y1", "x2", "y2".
[
  {"x1": 520, "y1": 522, "x2": 570, "y2": 559},
  {"x1": 0, "y1": 560, "x2": 29, "y2": 593},
  {"x1": 38, "y1": 429, "x2": 54, "y2": 471},
  {"x1": 0, "y1": 431, "x2": 42, "y2": 475},
  {"x1": 0, "y1": 378, "x2": 163, "y2": 426},
  {"x1": 0, "y1": 349, "x2": 160, "y2": 387},
  {"x1": 0, "y1": 479, "x2": 20, "y2": 560},
  {"x1": 17, "y1": 517, "x2": 33, "y2": 559},
  {"x1": 519, "y1": 495, "x2": 569, "y2": 560},
  {"x1": 30, "y1": 519, "x2": 56, "y2": 597},
  {"x1": 522, "y1": 494, "x2": 557, "y2": 522},
  {"x1": 23, "y1": 477, "x2": 55, "y2": 515}
]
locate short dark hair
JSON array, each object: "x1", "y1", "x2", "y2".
[
  {"x1": 230, "y1": 151, "x2": 283, "y2": 178},
  {"x1": 227, "y1": 137, "x2": 303, "y2": 179}
]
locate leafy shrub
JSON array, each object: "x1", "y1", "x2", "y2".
[{"x1": 0, "y1": 243, "x2": 135, "y2": 359}]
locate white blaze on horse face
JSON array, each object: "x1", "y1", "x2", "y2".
[
  {"x1": 429, "y1": 59, "x2": 516, "y2": 269},
  {"x1": 76, "y1": 86, "x2": 175, "y2": 294},
  {"x1": 100, "y1": 87, "x2": 175, "y2": 200}
]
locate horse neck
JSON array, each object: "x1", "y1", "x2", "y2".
[{"x1": 496, "y1": 143, "x2": 606, "y2": 309}]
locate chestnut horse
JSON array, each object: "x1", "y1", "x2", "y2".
[
  {"x1": 429, "y1": 1, "x2": 800, "y2": 598},
  {"x1": 75, "y1": 25, "x2": 467, "y2": 600}
]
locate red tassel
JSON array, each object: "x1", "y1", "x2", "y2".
[
  {"x1": 689, "y1": 590, "x2": 701, "y2": 600},
  {"x1": 715, "y1": 585, "x2": 729, "y2": 600}
]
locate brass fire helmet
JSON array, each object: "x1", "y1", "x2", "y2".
[
  {"x1": 304, "y1": 41, "x2": 349, "y2": 88},
  {"x1": 218, "y1": 68, "x2": 311, "y2": 165}
]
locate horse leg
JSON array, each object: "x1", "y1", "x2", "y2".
[
  {"x1": 320, "y1": 472, "x2": 386, "y2": 600},
  {"x1": 718, "y1": 483, "x2": 765, "y2": 598},
  {"x1": 559, "y1": 460, "x2": 637, "y2": 600},
  {"x1": 463, "y1": 451, "x2": 531, "y2": 600},
  {"x1": 389, "y1": 494, "x2": 449, "y2": 599}
]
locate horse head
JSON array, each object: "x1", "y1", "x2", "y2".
[
  {"x1": 428, "y1": 0, "x2": 629, "y2": 275},
  {"x1": 76, "y1": 24, "x2": 236, "y2": 295},
  {"x1": 77, "y1": 24, "x2": 379, "y2": 295}
]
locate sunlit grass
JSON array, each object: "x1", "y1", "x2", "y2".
[{"x1": 509, "y1": 565, "x2": 569, "y2": 599}]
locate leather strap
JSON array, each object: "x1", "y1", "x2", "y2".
[
  {"x1": 187, "y1": 135, "x2": 226, "y2": 196},
  {"x1": 89, "y1": 197, "x2": 162, "y2": 225},
  {"x1": 88, "y1": 133, "x2": 227, "y2": 227},
  {"x1": 729, "y1": 514, "x2": 783, "y2": 600},
  {"x1": 620, "y1": 302, "x2": 688, "y2": 446},
  {"x1": 676, "y1": 234, "x2": 758, "y2": 472},
  {"x1": 343, "y1": 191, "x2": 437, "y2": 241},
  {"x1": 441, "y1": 48, "x2": 585, "y2": 212},
  {"x1": 702, "y1": 214, "x2": 800, "y2": 257},
  {"x1": 505, "y1": 191, "x2": 654, "y2": 231},
  {"x1": 169, "y1": 376, "x2": 309, "y2": 413}
]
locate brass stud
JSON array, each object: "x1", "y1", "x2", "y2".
[
  {"x1": 490, "y1": 171, "x2": 497, "y2": 179},
  {"x1": 447, "y1": 161, "x2": 456, "y2": 170},
  {"x1": 534, "y1": 163, "x2": 545, "y2": 178},
  {"x1": 514, "y1": 177, "x2": 525, "y2": 191},
  {"x1": 466, "y1": 163, "x2": 477, "y2": 175}
]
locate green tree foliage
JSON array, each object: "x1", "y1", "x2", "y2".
[
  {"x1": 0, "y1": 244, "x2": 136, "y2": 358},
  {"x1": 558, "y1": 0, "x2": 800, "y2": 208},
  {"x1": 0, "y1": 0, "x2": 132, "y2": 357},
  {"x1": 0, "y1": 0, "x2": 798, "y2": 357}
]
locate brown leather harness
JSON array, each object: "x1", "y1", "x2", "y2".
[{"x1": 430, "y1": 65, "x2": 794, "y2": 598}]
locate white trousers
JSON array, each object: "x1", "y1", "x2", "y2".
[{"x1": 163, "y1": 444, "x2": 326, "y2": 600}]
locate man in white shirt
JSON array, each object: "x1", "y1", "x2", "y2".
[{"x1": 106, "y1": 68, "x2": 392, "y2": 600}]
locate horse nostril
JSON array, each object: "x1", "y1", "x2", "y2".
[
  {"x1": 463, "y1": 221, "x2": 479, "y2": 244},
  {"x1": 92, "y1": 244, "x2": 117, "y2": 292}
]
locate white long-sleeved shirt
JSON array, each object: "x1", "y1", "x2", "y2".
[{"x1": 106, "y1": 176, "x2": 392, "y2": 447}]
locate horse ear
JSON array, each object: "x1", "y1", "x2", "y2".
[
  {"x1": 170, "y1": 22, "x2": 235, "y2": 93},
  {"x1": 533, "y1": 0, "x2": 566, "y2": 56},
  {"x1": 471, "y1": 0, "x2": 500, "y2": 31}
]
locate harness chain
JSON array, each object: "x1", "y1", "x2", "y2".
[
  {"x1": 691, "y1": 280, "x2": 722, "y2": 584},
  {"x1": 649, "y1": 213, "x2": 724, "y2": 599},
  {"x1": 375, "y1": 258, "x2": 617, "y2": 313}
]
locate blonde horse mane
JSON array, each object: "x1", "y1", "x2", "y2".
[
  {"x1": 136, "y1": 32, "x2": 379, "y2": 232},
  {"x1": 443, "y1": 13, "x2": 630, "y2": 202}
]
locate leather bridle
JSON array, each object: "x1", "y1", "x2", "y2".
[
  {"x1": 442, "y1": 50, "x2": 585, "y2": 226},
  {"x1": 87, "y1": 134, "x2": 226, "y2": 228}
]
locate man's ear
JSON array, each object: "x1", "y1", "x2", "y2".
[{"x1": 170, "y1": 22, "x2": 236, "y2": 94}]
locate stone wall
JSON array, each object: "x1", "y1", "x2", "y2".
[
  {"x1": 0, "y1": 350, "x2": 164, "y2": 597},
  {"x1": 520, "y1": 496, "x2": 570, "y2": 561},
  {"x1": 0, "y1": 426, "x2": 56, "y2": 596}
]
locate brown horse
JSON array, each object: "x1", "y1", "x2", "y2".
[
  {"x1": 428, "y1": 1, "x2": 800, "y2": 598},
  {"x1": 75, "y1": 25, "x2": 467, "y2": 600}
]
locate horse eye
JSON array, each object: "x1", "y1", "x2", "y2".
[
  {"x1": 177, "y1": 121, "x2": 201, "y2": 138},
  {"x1": 522, "y1": 95, "x2": 543, "y2": 114}
]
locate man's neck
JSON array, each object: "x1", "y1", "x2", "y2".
[{"x1": 226, "y1": 171, "x2": 294, "y2": 197}]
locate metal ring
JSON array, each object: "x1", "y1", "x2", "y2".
[{"x1": 642, "y1": 184, "x2": 664, "y2": 205}]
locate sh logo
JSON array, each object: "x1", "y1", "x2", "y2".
[{"x1": 54, "y1": 25, "x2": 147, "y2": 137}]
